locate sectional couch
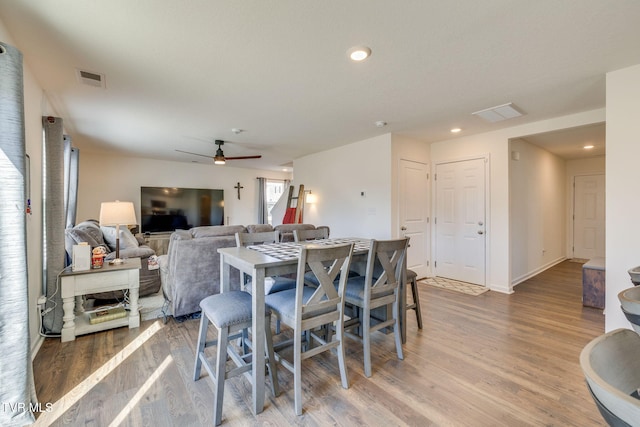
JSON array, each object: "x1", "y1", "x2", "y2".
[{"x1": 158, "y1": 223, "x2": 329, "y2": 318}]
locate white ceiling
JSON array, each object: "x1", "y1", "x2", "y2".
[
  {"x1": 520, "y1": 122, "x2": 606, "y2": 160},
  {"x1": 1, "y1": 1, "x2": 636, "y2": 170}
]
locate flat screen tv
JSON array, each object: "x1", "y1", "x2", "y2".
[{"x1": 140, "y1": 187, "x2": 224, "y2": 233}]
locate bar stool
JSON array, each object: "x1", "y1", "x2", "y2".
[
  {"x1": 193, "y1": 290, "x2": 279, "y2": 426},
  {"x1": 406, "y1": 269, "x2": 423, "y2": 329}
]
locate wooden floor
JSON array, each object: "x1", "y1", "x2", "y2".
[{"x1": 32, "y1": 261, "x2": 607, "y2": 426}]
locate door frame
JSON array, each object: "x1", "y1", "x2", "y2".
[
  {"x1": 570, "y1": 172, "x2": 606, "y2": 259},
  {"x1": 432, "y1": 154, "x2": 490, "y2": 286},
  {"x1": 397, "y1": 158, "x2": 430, "y2": 278}
]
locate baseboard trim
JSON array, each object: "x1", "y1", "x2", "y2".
[{"x1": 31, "y1": 335, "x2": 45, "y2": 361}]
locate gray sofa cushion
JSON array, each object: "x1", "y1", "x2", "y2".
[
  {"x1": 65, "y1": 220, "x2": 108, "y2": 253},
  {"x1": 275, "y1": 224, "x2": 328, "y2": 242},
  {"x1": 247, "y1": 224, "x2": 274, "y2": 233},
  {"x1": 101, "y1": 225, "x2": 139, "y2": 251},
  {"x1": 191, "y1": 225, "x2": 247, "y2": 239}
]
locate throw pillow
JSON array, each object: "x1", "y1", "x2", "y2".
[
  {"x1": 101, "y1": 226, "x2": 139, "y2": 251},
  {"x1": 66, "y1": 227, "x2": 103, "y2": 248}
]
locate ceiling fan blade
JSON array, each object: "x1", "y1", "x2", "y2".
[
  {"x1": 225, "y1": 155, "x2": 263, "y2": 160},
  {"x1": 175, "y1": 149, "x2": 213, "y2": 159}
]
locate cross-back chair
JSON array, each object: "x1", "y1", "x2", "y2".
[
  {"x1": 265, "y1": 242, "x2": 354, "y2": 415},
  {"x1": 343, "y1": 237, "x2": 408, "y2": 377},
  {"x1": 293, "y1": 227, "x2": 329, "y2": 242}
]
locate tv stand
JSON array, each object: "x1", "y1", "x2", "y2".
[{"x1": 144, "y1": 232, "x2": 172, "y2": 256}]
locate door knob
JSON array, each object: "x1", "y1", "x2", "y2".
[
  {"x1": 401, "y1": 226, "x2": 407, "y2": 231},
  {"x1": 478, "y1": 221, "x2": 484, "y2": 226},
  {"x1": 478, "y1": 230, "x2": 484, "y2": 235}
]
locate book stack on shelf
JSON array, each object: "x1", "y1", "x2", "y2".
[{"x1": 89, "y1": 307, "x2": 127, "y2": 325}]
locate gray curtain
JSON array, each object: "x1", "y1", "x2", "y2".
[
  {"x1": 0, "y1": 41, "x2": 36, "y2": 427},
  {"x1": 42, "y1": 116, "x2": 66, "y2": 334},
  {"x1": 257, "y1": 177, "x2": 267, "y2": 224},
  {"x1": 63, "y1": 135, "x2": 79, "y2": 229}
]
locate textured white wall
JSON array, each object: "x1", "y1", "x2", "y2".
[
  {"x1": 77, "y1": 153, "x2": 291, "y2": 227},
  {"x1": 430, "y1": 108, "x2": 605, "y2": 293},
  {"x1": 509, "y1": 138, "x2": 566, "y2": 285},
  {"x1": 606, "y1": 64, "x2": 640, "y2": 332},
  {"x1": 293, "y1": 134, "x2": 393, "y2": 239}
]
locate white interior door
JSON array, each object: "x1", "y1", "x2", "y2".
[
  {"x1": 573, "y1": 174, "x2": 605, "y2": 259},
  {"x1": 399, "y1": 159, "x2": 429, "y2": 278},
  {"x1": 435, "y1": 158, "x2": 486, "y2": 285}
]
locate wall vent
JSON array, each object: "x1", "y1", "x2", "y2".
[
  {"x1": 472, "y1": 102, "x2": 523, "y2": 123},
  {"x1": 76, "y1": 69, "x2": 106, "y2": 88}
]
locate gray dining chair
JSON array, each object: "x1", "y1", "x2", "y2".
[
  {"x1": 293, "y1": 227, "x2": 329, "y2": 242},
  {"x1": 236, "y1": 231, "x2": 297, "y2": 334},
  {"x1": 193, "y1": 290, "x2": 279, "y2": 426},
  {"x1": 292, "y1": 228, "x2": 331, "y2": 288},
  {"x1": 236, "y1": 231, "x2": 299, "y2": 294},
  {"x1": 265, "y1": 243, "x2": 354, "y2": 415},
  {"x1": 343, "y1": 238, "x2": 409, "y2": 377},
  {"x1": 580, "y1": 328, "x2": 640, "y2": 426}
]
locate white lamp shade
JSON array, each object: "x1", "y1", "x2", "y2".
[{"x1": 99, "y1": 201, "x2": 137, "y2": 226}]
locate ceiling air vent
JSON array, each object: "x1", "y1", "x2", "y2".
[
  {"x1": 76, "y1": 69, "x2": 106, "y2": 88},
  {"x1": 472, "y1": 102, "x2": 523, "y2": 123}
]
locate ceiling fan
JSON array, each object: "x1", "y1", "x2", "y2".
[{"x1": 176, "y1": 140, "x2": 262, "y2": 165}]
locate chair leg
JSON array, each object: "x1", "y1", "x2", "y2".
[
  {"x1": 193, "y1": 314, "x2": 209, "y2": 381},
  {"x1": 241, "y1": 328, "x2": 249, "y2": 354},
  {"x1": 213, "y1": 326, "x2": 228, "y2": 426},
  {"x1": 393, "y1": 292, "x2": 404, "y2": 361},
  {"x1": 336, "y1": 323, "x2": 349, "y2": 389},
  {"x1": 411, "y1": 277, "x2": 423, "y2": 329},
  {"x1": 362, "y1": 307, "x2": 372, "y2": 378},
  {"x1": 294, "y1": 326, "x2": 303, "y2": 415},
  {"x1": 264, "y1": 314, "x2": 280, "y2": 397}
]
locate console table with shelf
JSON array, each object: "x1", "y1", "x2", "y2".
[
  {"x1": 143, "y1": 232, "x2": 172, "y2": 256},
  {"x1": 60, "y1": 257, "x2": 141, "y2": 342}
]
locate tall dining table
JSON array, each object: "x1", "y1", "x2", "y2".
[{"x1": 217, "y1": 237, "x2": 407, "y2": 415}]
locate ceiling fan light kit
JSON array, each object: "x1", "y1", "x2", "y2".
[{"x1": 214, "y1": 140, "x2": 226, "y2": 164}]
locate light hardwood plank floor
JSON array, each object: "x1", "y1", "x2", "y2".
[{"x1": 32, "y1": 260, "x2": 607, "y2": 426}]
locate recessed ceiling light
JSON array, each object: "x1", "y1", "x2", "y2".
[
  {"x1": 584, "y1": 145, "x2": 594, "y2": 149},
  {"x1": 348, "y1": 46, "x2": 371, "y2": 61},
  {"x1": 451, "y1": 128, "x2": 462, "y2": 133}
]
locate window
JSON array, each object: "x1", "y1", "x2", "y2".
[{"x1": 266, "y1": 180, "x2": 285, "y2": 224}]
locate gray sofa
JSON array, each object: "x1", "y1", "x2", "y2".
[
  {"x1": 158, "y1": 223, "x2": 329, "y2": 318},
  {"x1": 64, "y1": 220, "x2": 162, "y2": 298}
]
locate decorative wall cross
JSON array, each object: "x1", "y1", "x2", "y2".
[{"x1": 234, "y1": 182, "x2": 244, "y2": 200}]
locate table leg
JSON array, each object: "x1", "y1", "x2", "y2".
[
  {"x1": 220, "y1": 254, "x2": 231, "y2": 293},
  {"x1": 75, "y1": 295, "x2": 84, "y2": 313},
  {"x1": 61, "y1": 296, "x2": 76, "y2": 342},
  {"x1": 401, "y1": 265, "x2": 407, "y2": 344},
  {"x1": 129, "y1": 286, "x2": 140, "y2": 328},
  {"x1": 251, "y1": 267, "x2": 266, "y2": 414}
]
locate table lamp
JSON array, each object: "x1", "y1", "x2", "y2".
[{"x1": 99, "y1": 200, "x2": 137, "y2": 264}]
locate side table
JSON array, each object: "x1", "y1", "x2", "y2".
[{"x1": 60, "y1": 257, "x2": 141, "y2": 342}]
